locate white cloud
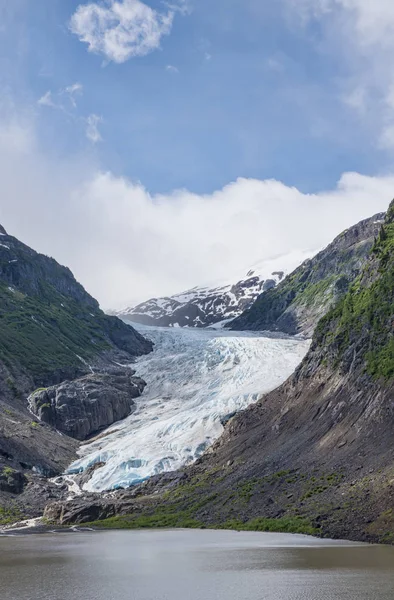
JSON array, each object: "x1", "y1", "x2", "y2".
[
  {"x1": 64, "y1": 82, "x2": 83, "y2": 107},
  {"x1": 38, "y1": 83, "x2": 102, "y2": 143},
  {"x1": 166, "y1": 0, "x2": 192, "y2": 16},
  {"x1": 38, "y1": 91, "x2": 55, "y2": 108},
  {"x1": 284, "y1": 0, "x2": 394, "y2": 151},
  {"x1": 166, "y1": 64, "x2": 179, "y2": 73},
  {"x1": 38, "y1": 82, "x2": 83, "y2": 111},
  {"x1": 0, "y1": 117, "x2": 391, "y2": 310},
  {"x1": 286, "y1": 0, "x2": 394, "y2": 42},
  {"x1": 70, "y1": 0, "x2": 175, "y2": 63},
  {"x1": 86, "y1": 113, "x2": 103, "y2": 143}
]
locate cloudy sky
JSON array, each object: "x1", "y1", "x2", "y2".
[{"x1": 0, "y1": 0, "x2": 393, "y2": 308}]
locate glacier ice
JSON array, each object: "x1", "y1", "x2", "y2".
[{"x1": 68, "y1": 326, "x2": 310, "y2": 492}]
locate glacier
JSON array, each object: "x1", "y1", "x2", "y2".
[{"x1": 68, "y1": 326, "x2": 310, "y2": 492}]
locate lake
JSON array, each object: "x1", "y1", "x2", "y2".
[{"x1": 0, "y1": 530, "x2": 393, "y2": 600}]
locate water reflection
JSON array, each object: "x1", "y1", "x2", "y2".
[{"x1": 0, "y1": 530, "x2": 393, "y2": 600}]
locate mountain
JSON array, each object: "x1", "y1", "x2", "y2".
[
  {"x1": 0, "y1": 225, "x2": 152, "y2": 496},
  {"x1": 48, "y1": 201, "x2": 394, "y2": 544},
  {"x1": 231, "y1": 213, "x2": 385, "y2": 336},
  {"x1": 116, "y1": 252, "x2": 312, "y2": 329},
  {"x1": 123, "y1": 201, "x2": 393, "y2": 543}
]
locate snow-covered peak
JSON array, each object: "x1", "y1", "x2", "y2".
[{"x1": 116, "y1": 249, "x2": 314, "y2": 329}]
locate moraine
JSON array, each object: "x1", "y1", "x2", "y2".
[{"x1": 68, "y1": 325, "x2": 310, "y2": 492}]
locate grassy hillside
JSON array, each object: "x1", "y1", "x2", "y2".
[{"x1": 0, "y1": 228, "x2": 152, "y2": 386}]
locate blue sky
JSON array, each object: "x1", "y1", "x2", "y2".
[
  {"x1": 3, "y1": 0, "x2": 387, "y2": 193},
  {"x1": 0, "y1": 0, "x2": 393, "y2": 307}
]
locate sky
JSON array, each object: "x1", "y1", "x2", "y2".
[{"x1": 0, "y1": 0, "x2": 394, "y2": 308}]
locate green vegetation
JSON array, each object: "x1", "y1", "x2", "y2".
[
  {"x1": 315, "y1": 201, "x2": 394, "y2": 381},
  {"x1": 86, "y1": 512, "x2": 317, "y2": 536},
  {"x1": 0, "y1": 282, "x2": 111, "y2": 385},
  {"x1": 2, "y1": 467, "x2": 14, "y2": 477},
  {"x1": 231, "y1": 220, "x2": 376, "y2": 334},
  {"x1": 0, "y1": 235, "x2": 150, "y2": 386},
  {"x1": 292, "y1": 277, "x2": 335, "y2": 308},
  {"x1": 87, "y1": 511, "x2": 204, "y2": 530},
  {"x1": 3, "y1": 408, "x2": 15, "y2": 417},
  {"x1": 0, "y1": 505, "x2": 23, "y2": 526},
  {"x1": 83, "y1": 468, "x2": 340, "y2": 537}
]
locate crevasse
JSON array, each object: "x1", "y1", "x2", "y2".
[{"x1": 68, "y1": 326, "x2": 310, "y2": 492}]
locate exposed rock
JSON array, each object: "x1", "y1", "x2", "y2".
[
  {"x1": 0, "y1": 469, "x2": 27, "y2": 494},
  {"x1": 29, "y1": 368, "x2": 146, "y2": 440},
  {"x1": 44, "y1": 497, "x2": 117, "y2": 525},
  {"x1": 231, "y1": 212, "x2": 385, "y2": 336},
  {"x1": 116, "y1": 265, "x2": 292, "y2": 328}
]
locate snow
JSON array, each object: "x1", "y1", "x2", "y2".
[
  {"x1": 0, "y1": 244, "x2": 10, "y2": 250},
  {"x1": 206, "y1": 318, "x2": 235, "y2": 330},
  {"x1": 116, "y1": 248, "x2": 316, "y2": 328},
  {"x1": 68, "y1": 325, "x2": 310, "y2": 492}
]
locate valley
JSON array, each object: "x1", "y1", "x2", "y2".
[
  {"x1": 0, "y1": 204, "x2": 393, "y2": 547},
  {"x1": 68, "y1": 325, "x2": 310, "y2": 492}
]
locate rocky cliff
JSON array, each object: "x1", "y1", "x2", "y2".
[
  {"x1": 50, "y1": 202, "x2": 394, "y2": 544},
  {"x1": 0, "y1": 225, "x2": 152, "y2": 508},
  {"x1": 29, "y1": 368, "x2": 146, "y2": 440},
  {"x1": 231, "y1": 213, "x2": 385, "y2": 336}
]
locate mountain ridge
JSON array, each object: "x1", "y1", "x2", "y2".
[
  {"x1": 116, "y1": 252, "x2": 313, "y2": 329},
  {"x1": 48, "y1": 201, "x2": 394, "y2": 544},
  {"x1": 230, "y1": 212, "x2": 385, "y2": 336}
]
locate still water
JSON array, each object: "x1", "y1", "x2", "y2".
[{"x1": 0, "y1": 530, "x2": 394, "y2": 600}]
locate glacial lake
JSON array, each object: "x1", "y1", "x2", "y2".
[{"x1": 0, "y1": 530, "x2": 394, "y2": 599}]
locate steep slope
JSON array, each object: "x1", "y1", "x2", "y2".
[
  {"x1": 117, "y1": 253, "x2": 311, "y2": 329},
  {"x1": 0, "y1": 227, "x2": 152, "y2": 386},
  {"x1": 54, "y1": 202, "x2": 394, "y2": 543},
  {"x1": 231, "y1": 213, "x2": 384, "y2": 336},
  {"x1": 0, "y1": 225, "x2": 153, "y2": 488},
  {"x1": 139, "y1": 202, "x2": 393, "y2": 542}
]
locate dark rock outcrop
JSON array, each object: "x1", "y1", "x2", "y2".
[
  {"x1": 0, "y1": 469, "x2": 27, "y2": 494},
  {"x1": 29, "y1": 368, "x2": 146, "y2": 440},
  {"x1": 44, "y1": 497, "x2": 117, "y2": 525},
  {"x1": 231, "y1": 213, "x2": 385, "y2": 336},
  {"x1": 0, "y1": 223, "x2": 152, "y2": 496}
]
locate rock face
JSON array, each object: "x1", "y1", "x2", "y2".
[
  {"x1": 0, "y1": 224, "x2": 152, "y2": 489},
  {"x1": 116, "y1": 259, "x2": 307, "y2": 329},
  {"x1": 0, "y1": 469, "x2": 27, "y2": 494},
  {"x1": 29, "y1": 369, "x2": 146, "y2": 440},
  {"x1": 231, "y1": 213, "x2": 385, "y2": 336}
]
